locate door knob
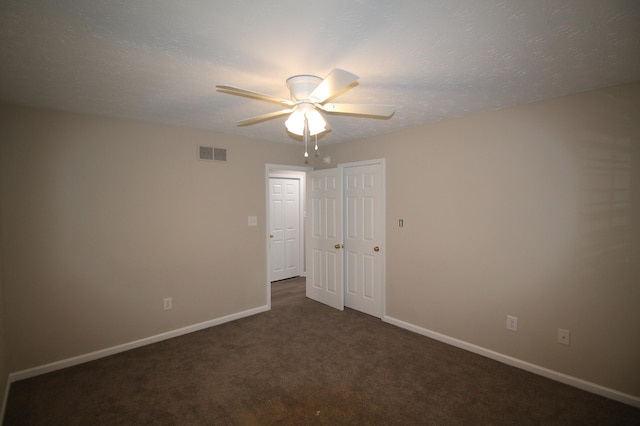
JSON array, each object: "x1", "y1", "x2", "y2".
[
  {"x1": 269, "y1": 234, "x2": 273, "y2": 238},
  {"x1": 335, "y1": 244, "x2": 343, "y2": 249},
  {"x1": 374, "y1": 246, "x2": 380, "y2": 252}
]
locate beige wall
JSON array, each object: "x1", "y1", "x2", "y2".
[
  {"x1": 322, "y1": 82, "x2": 640, "y2": 397},
  {"x1": 1, "y1": 81, "x2": 638, "y2": 401},
  {"x1": 0, "y1": 105, "x2": 304, "y2": 371}
]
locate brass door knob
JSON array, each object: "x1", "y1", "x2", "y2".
[
  {"x1": 374, "y1": 246, "x2": 380, "y2": 252},
  {"x1": 335, "y1": 244, "x2": 343, "y2": 249},
  {"x1": 269, "y1": 234, "x2": 274, "y2": 238}
]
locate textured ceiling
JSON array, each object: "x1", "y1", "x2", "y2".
[{"x1": 1, "y1": 0, "x2": 639, "y2": 144}]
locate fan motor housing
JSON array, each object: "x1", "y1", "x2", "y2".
[{"x1": 286, "y1": 75, "x2": 322, "y2": 101}]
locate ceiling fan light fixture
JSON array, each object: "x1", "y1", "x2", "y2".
[
  {"x1": 285, "y1": 108, "x2": 326, "y2": 136},
  {"x1": 217, "y1": 68, "x2": 394, "y2": 158},
  {"x1": 286, "y1": 75, "x2": 322, "y2": 101}
]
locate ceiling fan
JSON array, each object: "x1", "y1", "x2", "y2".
[{"x1": 216, "y1": 69, "x2": 395, "y2": 156}]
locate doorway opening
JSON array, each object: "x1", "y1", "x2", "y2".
[
  {"x1": 270, "y1": 276, "x2": 306, "y2": 309},
  {"x1": 265, "y1": 160, "x2": 386, "y2": 318},
  {"x1": 269, "y1": 176, "x2": 302, "y2": 282},
  {"x1": 265, "y1": 164, "x2": 311, "y2": 310}
]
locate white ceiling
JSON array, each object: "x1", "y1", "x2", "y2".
[{"x1": 1, "y1": 0, "x2": 639, "y2": 145}]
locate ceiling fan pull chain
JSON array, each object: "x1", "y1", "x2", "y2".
[{"x1": 303, "y1": 115, "x2": 309, "y2": 158}]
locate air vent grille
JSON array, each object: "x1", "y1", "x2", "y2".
[
  {"x1": 198, "y1": 146, "x2": 227, "y2": 162},
  {"x1": 214, "y1": 148, "x2": 227, "y2": 162},
  {"x1": 199, "y1": 146, "x2": 214, "y2": 160}
]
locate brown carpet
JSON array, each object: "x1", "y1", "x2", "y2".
[{"x1": 4, "y1": 277, "x2": 640, "y2": 425}]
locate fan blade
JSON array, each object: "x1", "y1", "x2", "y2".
[
  {"x1": 217, "y1": 85, "x2": 294, "y2": 106},
  {"x1": 319, "y1": 103, "x2": 395, "y2": 117},
  {"x1": 308, "y1": 69, "x2": 359, "y2": 103},
  {"x1": 237, "y1": 109, "x2": 294, "y2": 126}
]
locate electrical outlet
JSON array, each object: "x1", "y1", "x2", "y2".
[
  {"x1": 558, "y1": 328, "x2": 570, "y2": 346},
  {"x1": 248, "y1": 216, "x2": 258, "y2": 227},
  {"x1": 163, "y1": 297, "x2": 172, "y2": 310},
  {"x1": 506, "y1": 315, "x2": 518, "y2": 332}
]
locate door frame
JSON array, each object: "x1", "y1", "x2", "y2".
[{"x1": 265, "y1": 164, "x2": 312, "y2": 310}]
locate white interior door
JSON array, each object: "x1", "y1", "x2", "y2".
[
  {"x1": 306, "y1": 168, "x2": 344, "y2": 310},
  {"x1": 269, "y1": 177, "x2": 301, "y2": 282},
  {"x1": 343, "y1": 162, "x2": 384, "y2": 318}
]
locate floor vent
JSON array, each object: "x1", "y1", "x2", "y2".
[{"x1": 199, "y1": 146, "x2": 227, "y2": 162}]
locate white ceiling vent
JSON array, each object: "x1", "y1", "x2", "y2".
[{"x1": 198, "y1": 146, "x2": 227, "y2": 162}]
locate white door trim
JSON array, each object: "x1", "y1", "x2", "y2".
[{"x1": 265, "y1": 164, "x2": 312, "y2": 310}]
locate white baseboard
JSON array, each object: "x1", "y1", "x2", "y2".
[
  {"x1": 9, "y1": 305, "x2": 269, "y2": 383},
  {"x1": 6, "y1": 307, "x2": 639, "y2": 410},
  {"x1": 383, "y1": 315, "x2": 640, "y2": 409}
]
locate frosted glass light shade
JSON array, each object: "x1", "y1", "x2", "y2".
[
  {"x1": 285, "y1": 110, "x2": 305, "y2": 135},
  {"x1": 285, "y1": 108, "x2": 326, "y2": 136}
]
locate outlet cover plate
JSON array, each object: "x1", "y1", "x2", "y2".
[
  {"x1": 558, "y1": 328, "x2": 570, "y2": 345},
  {"x1": 506, "y1": 315, "x2": 518, "y2": 332},
  {"x1": 163, "y1": 297, "x2": 172, "y2": 310}
]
